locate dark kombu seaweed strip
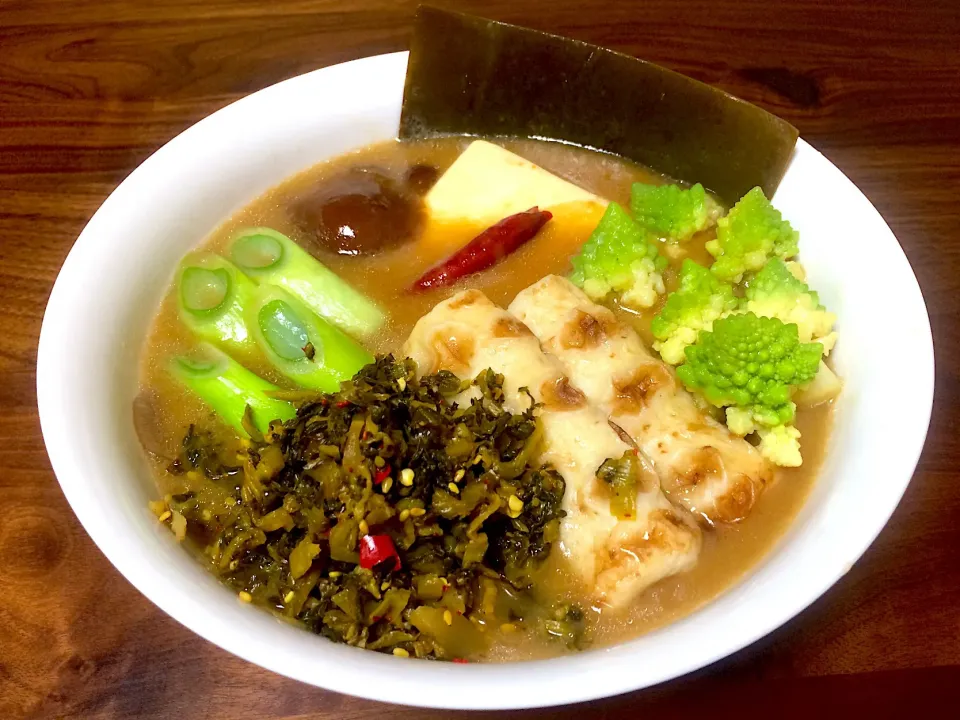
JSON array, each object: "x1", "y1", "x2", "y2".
[{"x1": 400, "y1": 6, "x2": 798, "y2": 204}]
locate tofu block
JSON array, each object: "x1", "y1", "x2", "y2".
[{"x1": 425, "y1": 140, "x2": 606, "y2": 227}]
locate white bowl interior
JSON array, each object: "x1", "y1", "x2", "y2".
[{"x1": 37, "y1": 52, "x2": 934, "y2": 709}]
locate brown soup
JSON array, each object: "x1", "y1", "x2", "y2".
[{"x1": 139, "y1": 137, "x2": 833, "y2": 661}]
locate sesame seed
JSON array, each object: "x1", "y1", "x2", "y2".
[
  {"x1": 238, "y1": 591, "x2": 253, "y2": 603},
  {"x1": 443, "y1": 610, "x2": 453, "y2": 626},
  {"x1": 284, "y1": 590, "x2": 295, "y2": 604},
  {"x1": 508, "y1": 495, "x2": 524, "y2": 516},
  {"x1": 397, "y1": 377, "x2": 406, "y2": 391},
  {"x1": 392, "y1": 648, "x2": 410, "y2": 658},
  {"x1": 359, "y1": 519, "x2": 369, "y2": 535},
  {"x1": 447, "y1": 482, "x2": 460, "y2": 494},
  {"x1": 157, "y1": 510, "x2": 172, "y2": 523},
  {"x1": 500, "y1": 622, "x2": 517, "y2": 633},
  {"x1": 381, "y1": 477, "x2": 393, "y2": 493},
  {"x1": 374, "y1": 456, "x2": 385, "y2": 468},
  {"x1": 409, "y1": 507, "x2": 426, "y2": 517},
  {"x1": 400, "y1": 468, "x2": 415, "y2": 486},
  {"x1": 399, "y1": 509, "x2": 410, "y2": 522},
  {"x1": 454, "y1": 469, "x2": 465, "y2": 482}
]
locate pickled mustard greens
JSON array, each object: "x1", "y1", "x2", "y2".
[
  {"x1": 230, "y1": 227, "x2": 385, "y2": 339},
  {"x1": 177, "y1": 253, "x2": 258, "y2": 356},
  {"x1": 154, "y1": 356, "x2": 577, "y2": 659},
  {"x1": 248, "y1": 285, "x2": 373, "y2": 392},
  {"x1": 169, "y1": 346, "x2": 295, "y2": 436},
  {"x1": 400, "y1": 6, "x2": 798, "y2": 204}
]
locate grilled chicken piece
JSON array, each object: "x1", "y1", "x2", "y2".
[
  {"x1": 509, "y1": 275, "x2": 773, "y2": 525},
  {"x1": 403, "y1": 289, "x2": 700, "y2": 607}
]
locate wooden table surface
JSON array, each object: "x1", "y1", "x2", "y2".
[{"x1": 2, "y1": 0, "x2": 959, "y2": 717}]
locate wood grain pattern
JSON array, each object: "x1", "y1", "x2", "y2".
[{"x1": 2, "y1": 1, "x2": 959, "y2": 717}]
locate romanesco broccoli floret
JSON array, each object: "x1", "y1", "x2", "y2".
[
  {"x1": 726, "y1": 407, "x2": 804, "y2": 467},
  {"x1": 758, "y1": 424, "x2": 803, "y2": 467},
  {"x1": 743, "y1": 258, "x2": 838, "y2": 355},
  {"x1": 706, "y1": 187, "x2": 799, "y2": 282},
  {"x1": 677, "y1": 312, "x2": 821, "y2": 424},
  {"x1": 570, "y1": 202, "x2": 667, "y2": 309},
  {"x1": 677, "y1": 312, "x2": 821, "y2": 466},
  {"x1": 650, "y1": 259, "x2": 737, "y2": 365},
  {"x1": 630, "y1": 182, "x2": 711, "y2": 242}
]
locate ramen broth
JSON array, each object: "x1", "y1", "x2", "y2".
[{"x1": 139, "y1": 137, "x2": 833, "y2": 661}]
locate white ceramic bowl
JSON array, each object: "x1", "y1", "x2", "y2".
[{"x1": 37, "y1": 52, "x2": 934, "y2": 709}]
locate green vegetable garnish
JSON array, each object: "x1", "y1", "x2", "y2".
[
  {"x1": 160, "y1": 357, "x2": 569, "y2": 660},
  {"x1": 569, "y1": 202, "x2": 667, "y2": 309},
  {"x1": 676, "y1": 312, "x2": 822, "y2": 467},
  {"x1": 231, "y1": 227, "x2": 384, "y2": 339},
  {"x1": 651, "y1": 259, "x2": 737, "y2": 365},
  {"x1": 630, "y1": 182, "x2": 711, "y2": 242},
  {"x1": 177, "y1": 253, "x2": 258, "y2": 357},
  {"x1": 706, "y1": 187, "x2": 799, "y2": 282},
  {"x1": 249, "y1": 286, "x2": 373, "y2": 392},
  {"x1": 597, "y1": 452, "x2": 642, "y2": 520},
  {"x1": 743, "y1": 257, "x2": 837, "y2": 355},
  {"x1": 169, "y1": 346, "x2": 295, "y2": 436}
]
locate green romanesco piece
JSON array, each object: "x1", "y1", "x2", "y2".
[
  {"x1": 724, "y1": 408, "x2": 803, "y2": 467},
  {"x1": 743, "y1": 258, "x2": 838, "y2": 355},
  {"x1": 630, "y1": 182, "x2": 711, "y2": 242},
  {"x1": 570, "y1": 202, "x2": 667, "y2": 309},
  {"x1": 676, "y1": 312, "x2": 823, "y2": 429},
  {"x1": 758, "y1": 424, "x2": 803, "y2": 467},
  {"x1": 706, "y1": 187, "x2": 799, "y2": 282},
  {"x1": 650, "y1": 259, "x2": 738, "y2": 365}
]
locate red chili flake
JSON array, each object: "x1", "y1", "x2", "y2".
[
  {"x1": 374, "y1": 466, "x2": 391, "y2": 485},
  {"x1": 456, "y1": 610, "x2": 463, "y2": 615},
  {"x1": 371, "y1": 615, "x2": 382, "y2": 623},
  {"x1": 452, "y1": 658, "x2": 469, "y2": 664},
  {"x1": 359, "y1": 533, "x2": 401, "y2": 572},
  {"x1": 442, "y1": 584, "x2": 450, "y2": 592},
  {"x1": 336, "y1": 400, "x2": 350, "y2": 408}
]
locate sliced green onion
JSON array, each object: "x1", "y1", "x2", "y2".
[
  {"x1": 259, "y1": 300, "x2": 311, "y2": 360},
  {"x1": 177, "y1": 253, "x2": 258, "y2": 356},
  {"x1": 230, "y1": 227, "x2": 385, "y2": 339},
  {"x1": 248, "y1": 285, "x2": 374, "y2": 391},
  {"x1": 169, "y1": 345, "x2": 295, "y2": 436}
]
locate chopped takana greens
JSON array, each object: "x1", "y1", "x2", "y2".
[
  {"x1": 248, "y1": 285, "x2": 373, "y2": 392},
  {"x1": 155, "y1": 356, "x2": 580, "y2": 660},
  {"x1": 706, "y1": 187, "x2": 799, "y2": 283},
  {"x1": 630, "y1": 182, "x2": 713, "y2": 242},
  {"x1": 569, "y1": 201, "x2": 667, "y2": 309},
  {"x1": 231, "y1": 227, "x2": 385, "y2": 339},
  {"x1": 677, "y1": 313, "x2": 822, "y2": 467},
  {"x1": 177, "y1": 252, "x2": 258, "y2": 357},
  {"x1": 169, "y1": 345, "x2": 295, "y2": 437}
]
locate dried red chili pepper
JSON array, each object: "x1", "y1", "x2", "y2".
[
  {"x1": 374, "y1": 466, "x2": 391, "y2": 485},
  {"x1": 411, "y1": 207, "x2": 552, "y2": 292},
  {"x1": 359, "y1": 533, "x2": 401, "y2": 571}
]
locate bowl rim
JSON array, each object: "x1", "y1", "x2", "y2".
[{"x1": 37, "y1": 51, "x2": 935, "y2": 709}]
